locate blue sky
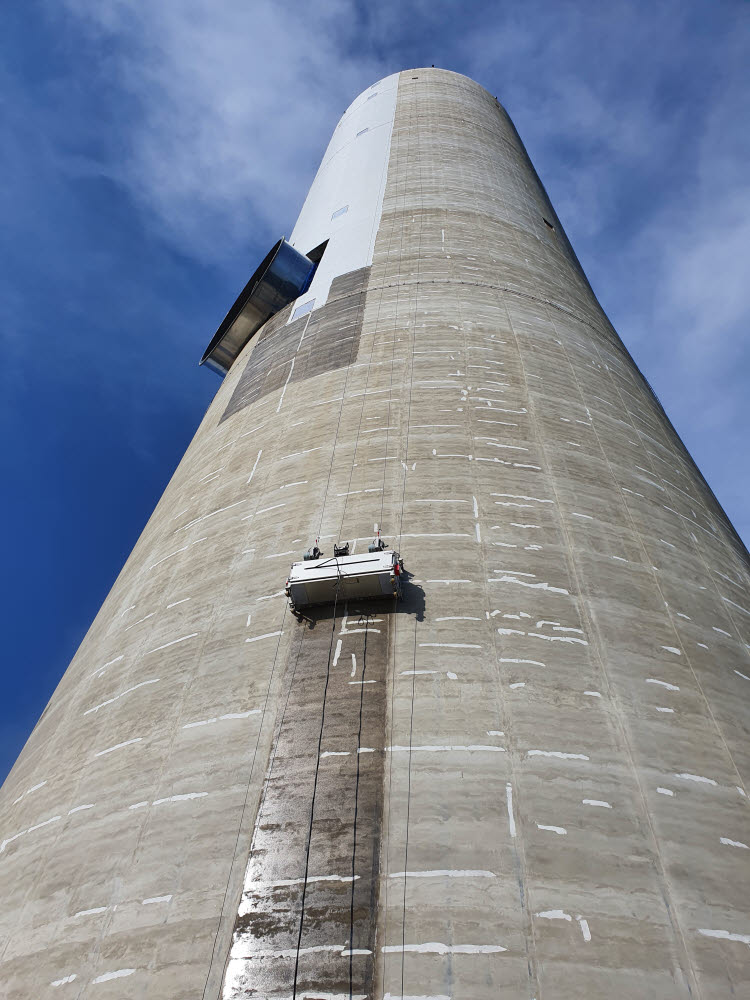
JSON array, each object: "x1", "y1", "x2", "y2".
[{"x1": 2, "y1": 0, "x2": 748, "y2": 783}]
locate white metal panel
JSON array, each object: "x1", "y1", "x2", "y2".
[{"x1": 288, "y1": 74, "x2": 399, "y2": 311}]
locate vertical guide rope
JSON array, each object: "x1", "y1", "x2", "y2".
[
  {"x1": 348, "y1": 616, "x2": 370, "y2": 998},
  {"x1": 393, "y1": 74, "x2": 426, "y2": 1000},
  {"x1": 291, "y1": 577, "x2": 341, "y2": 997}
]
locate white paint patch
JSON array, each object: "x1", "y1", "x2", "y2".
[
  {"x1": 582, "y1": 799, "x2": 611, "y2": 808},
  {"x1": 527, "y1": 750, "x2": 589, "y2": 761},
  {"x1": 13, "y1": 780, "x2": 47, "y2": 804},
  {"x1": 74, "y1": 906, "x2": 107, "y2": 918},
  {"x1": 246, "y1": 449, "x2": 262, "y2": 484},
  {"x1": 124, "y1": 611, "x2": 155, "y2": 631},
  {"x1": 84, "y1": 678, "x2": 159, "y2": 715},
  {"x1": 248, "y1": 874, "x2": 358, "y2": 892},
  {"x1": 146, "y1": 632, "x2": 198, "y2": 654},
  {"x1": 94, "y1": 738, "x2": 142, "y2": 757},
  {"x1": 152, "y1": 792, "x2": 208, "y2": 805},
  {"x1": 536, "y1": 909, "x2": 571, "y2": 920},
  {"x1": 321, "y1": 751, "x2": 350, "y2": 758},
  {"x1": 734, "y1": 670, "x2": 750, "y2": 681},
  {"x1": 166, "y1": 597, "x2": 190, "y2": 609},
  {"x1": 183, "y1": 710, "x2": 260, "y2": 729},
  {"x1": 657, "y1": 787, "x2": 674, "y2": 796},
  {"x1": 51, "y1": 974, "x2": 77, "y2": 986},
  {"x1": 180, "y1": 498, "x2": 248, "y2": 530},
  {"x1": 0, "y1": 814, "x2": 62, "y2": 853},
  {"x1": 577, "y1": 916, "x2": 592, "y2": 941},
  {"x1": 418, "y1": 643, "x2": 481, "y2": 649},
  {"x1": 91, "y1": 654, "x2": 124, "y2": 677},
  {"x1": 91, "y1": 969, "x2": 136, "y2": 984},
  {"x1": 720, "y1": 837, "x2": 749, "y2": 849},
  {"x1": 389, "y1": 870, "x2": 495, "y2": 879},
  {"x1": 383, "y1": 995, "x2": 449, "y2": 1000},
  {"x1": 387, "y1": 745, "x2": 505, "y2": 753},
  {"x1": 243, "y1": 503, "x2": 287, "y2": 521},
  {"x1": 401, "y1": 532, "x2": 471, "y2": 538},
  {"x1": 661, "y1": 646, "x2": 682, "y2": 655},
  {"x1": 490, "y1": 576, "x2": 569, "y2": 595},
  {"x1": 492, "y1": 493, "x2": 552, "y2": 504},
  {"x1": 280, "y1": 446, "x2": 322, "y2": 461},
  {"x1": 698, "y1": 928, "x2": 750, "y2": 946},
  {"x1": 674, "y1": 773, "x2": 717, "y2": 785},
  {"x1": 245, "y1": 631, "x2": 283, "y2": 643},
  {"x1": 506, "y1": 782, "x2": 516, "y2": 838},
  {"x1": 655, "y1": 707, "x2": 675, "y2": 713},
  {"x1": 142, "y1": 895, "x2": 173, "y2": 904},
  {"x1": 527, "y1": 631, "x2": 587, "y2": 645},
  {"x1": 537, "y1": 824, "x2": 567, "y2": 835},
  {"x1": 510, "y1": 682, "x2": 526, "y2": 689},
  {"x1": 436, "y1": 616, "x2": 481, "y2": 621},
  {"x1": 571, "y1": 512, "x2": 593, "y2": 519},
  {"x1": 256, "y1": 591, "x2": 286, "y2": 602},
  {"x1": 500, "y1": 658, "x2": 545, "y2": 666},
  {"x1": 332, "y1": 639, "x2": 342, "y2": 666},
  {"x1": 382, "y1": 943, "x2": 506, "y2": 954},
  {"x1": 584, "y1": 691, "x2": 602, "y2": 698},
  {"x1": 68, "y1": 803, "x2": 95, "y2": 814},
  {"x1": 446, "y1": 671, "x2": 458, "y2": 680},
  {"x1": 647, "y1": 678, "x2": 680, "y2": 691}
]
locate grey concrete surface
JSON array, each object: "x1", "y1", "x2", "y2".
[{"x1": 1, "y1": 68, "x2": 749, "y2": 1000}]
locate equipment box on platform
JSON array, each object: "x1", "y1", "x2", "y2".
[{"x1": 285, "y1": 549, "x2": 402, "y2": 610}]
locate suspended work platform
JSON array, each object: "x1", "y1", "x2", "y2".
[{"x1": 285, "y1": 548, "x2": 402, "y2": 611}]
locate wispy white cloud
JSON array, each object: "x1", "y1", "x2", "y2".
[
  {"x1": 60, "y1": 0, "x2": 387, "y2": 256},
  {"x1": 50, "y1": 0, "x2": 750, "y2": 543}
]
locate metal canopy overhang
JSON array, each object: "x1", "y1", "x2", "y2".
[{"x1": 200, "y1": 238, "x2": 316, "y2": 377}]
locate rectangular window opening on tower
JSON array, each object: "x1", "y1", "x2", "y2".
[{"x1": 291, "y1": 298, "x2": 315, "y2": 321}]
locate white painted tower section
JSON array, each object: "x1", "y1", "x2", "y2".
[{"x1": 288, "y1": 73, "x2": 398, "y2": 314}]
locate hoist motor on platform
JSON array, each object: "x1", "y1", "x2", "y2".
[{"x1": 285, "y1": 537, "x2": 403, "y2": 611}]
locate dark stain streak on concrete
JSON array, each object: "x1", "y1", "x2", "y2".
[
  {"x1": 226, "y1": 600, "x2": 389, "y2": 997},
  {"x1": 221, "y1": 268, "x2": 369, "y2": 422}
]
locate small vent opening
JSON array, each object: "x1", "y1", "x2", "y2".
[{"x1": 543, "y1": 217, "x2": 555, "y2": 230}]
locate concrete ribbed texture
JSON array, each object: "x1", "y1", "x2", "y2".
[{"x1": 1, "y1": 68, "x2": 749, "y2": 1000}]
